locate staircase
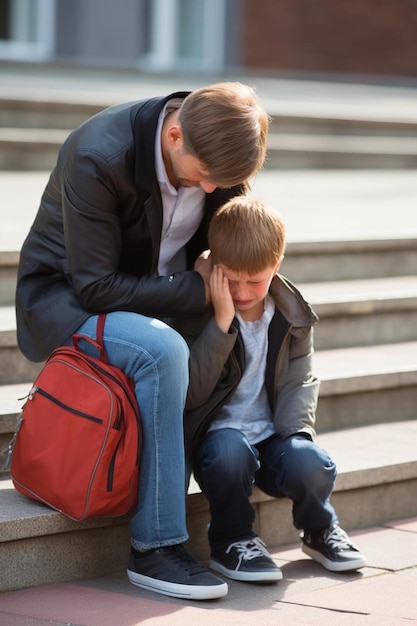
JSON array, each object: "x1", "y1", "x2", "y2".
[{"x1": 1, "y1": 78, "x2": 417, "y2": 593}]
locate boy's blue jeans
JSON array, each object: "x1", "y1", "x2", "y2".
[
  {"x1": 76, "y1": 311, "x2": 190, "y2": 550},
  {"x1": 193, "y1": 428, "x2": 339, "y2": 549}
]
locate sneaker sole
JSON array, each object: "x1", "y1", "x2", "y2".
[
  {"x1": 210, "y1": 558, "x2": 283, "y2": 582},
  {"x1": 302, "y1": 545, "x2": 368, "y2": 572},
  {"x1": 127, "y1": 568, "x2": 228, "y2": 600}
]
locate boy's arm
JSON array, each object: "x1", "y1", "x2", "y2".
[
  {"x1": 186, "y1": 264, "x2": 237, "y2": 409},
  {"x1": 273, "y1": 326, "x2": 320, "y2": 440},
  {"x1": 186, "y1": 317, "x2": 237, "y2": 409}
]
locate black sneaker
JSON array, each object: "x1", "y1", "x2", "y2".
[
  {"x1": 302, "y1": 525, "x2": 368, "y2": 572},
  {"x1": 210, "y1": 536, "x2": 283, "y2": 582},
  {"x1": 127, "y1": 544, "x2": 227, "y2": 600}
]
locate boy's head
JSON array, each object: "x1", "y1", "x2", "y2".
[
  {"x1": 179, "y1": 82, "x2": 269, "y2": 189},
  {"x1": 208, "y1": 196, "x2": 286, "y2": 274}
]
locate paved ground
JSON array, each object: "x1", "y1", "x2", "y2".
[{"x1": 0, "y1": 517, "x2": 416, "y2": 625}]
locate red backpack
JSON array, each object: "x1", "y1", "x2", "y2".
[{"x1": 9, "y1": 314, "x2": 142, "y2": 521}]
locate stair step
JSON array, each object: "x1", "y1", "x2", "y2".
[
  {"x1": 314, "y1": 342, "x2": 417, "y2": 430},
  {"x1": 0, "y1": 98, "x2": 105, "y2": 130},
  {"x1": 283, "y1": 238, "x2": 417, "y2": 283},
  {"x1": 0, "y1": 251, "x2": 19, "y2": 306},
  {"x1": 2, "y1": 237, "x2": 417, "y2": 305},
  {"x1": 0, "y1": 128, "x2": 67, "y2": 171},
  {"x1": 265, "y1": 133, "x2": 417, "y2": 169},
  {"x1": 301, "y1": 276, "x2": 417, "y2": 349},
  {"x1": 2, "y1": 125, "x2": 417, "y2": 171},
  {"x1": 0, "y1": 306, "x2": 43, "y2": 384},
  {"x1": 1, "y1": 273, "x2": 416, "y2": 382},
  {"x1": 1, "y1": 419, "x2": 416, "y2": 592},
  {"x1": 3, "y1": 96, "x2": 417, "y2": 136},
  {"x1": 1, "y1": 340, "x2": 416, "y2": 452}
]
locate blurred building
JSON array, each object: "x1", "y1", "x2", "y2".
[{"x1": 0, "y1": 0, "x2": 416, "y2": 79}]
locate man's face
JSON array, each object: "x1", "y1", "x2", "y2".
[
  {"x1": 164, "y1": 116, "x2": 218, "y2": 192},
  {"x1": 170, "y1": 147, "x2": 217, "y2": 193}
]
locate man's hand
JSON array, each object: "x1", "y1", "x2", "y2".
[
  {"x1": 210, "y1": 265, "x2": 235, "y2": 333},
  {"x1": 194, "y1": 250, "x2": 213, "y2": 305}
]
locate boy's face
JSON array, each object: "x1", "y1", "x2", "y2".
[{"x1": 218, "y1": 262, "x2": 280, "y2": 319}]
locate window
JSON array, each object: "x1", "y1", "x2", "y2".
[
  {"x1": 0, "y1": 0, "x2": 55, "y2": 61},
  {"x1": 139, "y1": 0, "x2": 226, "y2": 73}
]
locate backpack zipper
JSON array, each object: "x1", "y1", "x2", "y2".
[{"x1": 30, "y1": 386, "x2": 104, "y2": 424}]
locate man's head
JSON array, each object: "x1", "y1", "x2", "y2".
[
  {"x1": 208, "y1": 196, "x2": 286, "y2": 317},
  {"x1": 177, "y1": 82, "x2": 269, "y2": 189}
]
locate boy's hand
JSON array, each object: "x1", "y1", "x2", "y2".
[
  {"x1": 210, "y1": 265, "x2": 235, "y2": 333},
  {"x1": 194, "y1": 250, "x2": 213, "y2": 305}
]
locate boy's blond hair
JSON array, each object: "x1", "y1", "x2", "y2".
[
  {"x1": 179, "y1": 82, "x2": 269, "y2": 189},
  {"x1": 208, "y1": 197, "x2": 286, "y2": 274}
]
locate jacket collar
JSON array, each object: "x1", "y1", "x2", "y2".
[
  {"x1": 269, "y1": 274, "x2": 318, "y2": 327},
  {"x1": 133, "y1": 91, "x2": 190, "y2": 191}
]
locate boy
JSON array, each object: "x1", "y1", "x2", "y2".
[{"x1": 179, "y1": 196, "x2": 367, "y2": 582}]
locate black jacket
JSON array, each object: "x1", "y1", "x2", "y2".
[{"x1": 16, "y1": 93, "x2": 244, "y2": 361}]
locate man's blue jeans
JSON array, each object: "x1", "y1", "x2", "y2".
[
  {"x1": 76, "y1": 311, "x2": 189, "y2": 550},
  {"x1": 193, "y1": 428, "x2": 339, "y2": 549}
]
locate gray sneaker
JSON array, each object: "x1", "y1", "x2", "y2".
[
  {"x1": 210, "y1": 536, "x2": 283, "y2": 582},
  {"x1": 127, "y1": 544, "x2": 228, "y2": 600}
]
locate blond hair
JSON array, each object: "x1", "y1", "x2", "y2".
[
  {"x1": 179, "y1": 82, "x2": 269, "y2": 188},
  {"x1": 208, "y1": 197, "x2": 286, "y2": 274}
]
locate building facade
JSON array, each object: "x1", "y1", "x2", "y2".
[
  {"x1": 0, "y1": 0, "x2": 416, "y2": 79},
  {"x1": 0, "y1": 0, "x2": 240, "y2": 73}
]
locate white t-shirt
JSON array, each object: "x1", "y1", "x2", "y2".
[
  {"x1": 208, "y1": 294, "x2": 276, "y2": 444},
  {"x1": 155, "y1": 99, "x2": 206, "y2": 276}
]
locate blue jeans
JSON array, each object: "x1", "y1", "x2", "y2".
[
  {"x1": 193, "y1": 428, "x2": 338, "y2": 549},
  {"x1": 76, "y1": 312, "x2": 189, "y2": 550}
]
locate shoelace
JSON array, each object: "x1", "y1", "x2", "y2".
[
  {"x1": 323, "y1": 526, "x2": 354, "y2": 551},
  {"x1": 163, "y1": 544, "x2": 207, "y2": 575},
  {"x1": 226, "y1": 537, "x2": 270, "y2": 568}
]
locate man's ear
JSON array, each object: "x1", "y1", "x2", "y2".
[{"x1": 167, "y1": 124, "x2": 183, "y2": 146}]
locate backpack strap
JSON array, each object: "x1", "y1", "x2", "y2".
[
  {"x1": 96, "y1": 313, "x2": 107, "y2": 349},
  {"x1": 72, "y1": 313, "x2": 108, "y2": 364}
]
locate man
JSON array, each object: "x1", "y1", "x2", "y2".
[{"x1": 15, "y1": 82, "x2": 269, "y2": 600}]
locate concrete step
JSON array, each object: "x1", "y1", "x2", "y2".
[
  {"x1": 0, "y1": 98, "x2": 105, "y2": 130},
  {"x1": 1, "y1": 341, "x2": 416, "y2": 457},
  {"x1": 3, "y1": 96, "x2": 417, "y2": 137},
  {"x1": 266, "y1": 133, "x2": 417, "y2": 169},
  {"x1": 0, "y1": 251, "x2": 19, "y2": 306},
  {"x1": 314, "y1": 341, "x2": 417, "y2": 431},
  {"x1": 0, "y1": 307, "x2": 43, "y2": 385},
  {"x1": 1, "y1": 419, "x2": 416, "y2": 592},
  {"x1": 282, "y1": 238, "x2": 417, "y2": 283},
  {"x1": 2, "y1": 126, "x2": 417, "y2": 171},
  {"x1": 0, "y1": 382, "x2": 29, "y2": 468},
  {"x1": 300, "y1": 276, "x2": 417, "y2": 349},
  {"x1": 2, "y1": 237, "x2": 417, "y2": 305},
  {"x1": 0, "y1": 128, "x2": 67, "y2": 171},
  {"x1": 1, "y1": 273, "x2": 416, "y2": 384}
]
